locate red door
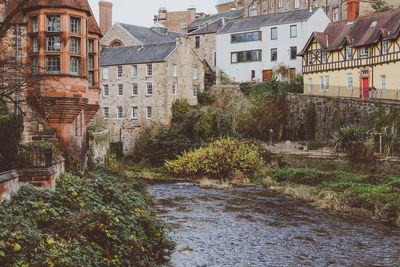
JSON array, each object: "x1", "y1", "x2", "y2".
[
  {"x1": 362, "y1": 78, "x2": 369, "y2": 99},
  {"x1": 263, "y1": 70, "x2": 273, "y2": 81}
]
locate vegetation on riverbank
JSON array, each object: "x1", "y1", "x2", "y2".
[
  {"x1": 0, "y1": 167, "x2": 172, "y2": 266},
  {"x1": 261, "y1": 168, "x2": 400, "y2": 226}
]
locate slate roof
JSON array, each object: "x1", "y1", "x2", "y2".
[
  {"x1": 311, "y1": 9, "x2": 400, "y2": 51},
  {"x1": 188, "y1": 18, "x2": 226, "y2": 35},
  {"x1": 218, "y1": 8, "x2": 319, "y2": 34},
  {"x1": 187, "y1": 9, "x2": 242, "y2": 30},
  {"x1": 117, "y1": 23, "x2": 183, "y2": 45},
  {"x1": 100, "y1": 42, "x2": 177, "y2": 66}
]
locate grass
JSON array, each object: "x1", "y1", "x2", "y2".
[{"x1": 263, "y1": 167, "x2": 400, "y2": 226}]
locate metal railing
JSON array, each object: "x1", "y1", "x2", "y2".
[{"x1": 18, "y1": 146, "x2": 54, "y2": 168}]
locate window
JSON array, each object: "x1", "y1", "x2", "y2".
[
  {"x1": 193, "y1": 67, "x2": 198, "y2": 80},
  {"x1": 47, "y1": 15, "x2": 61, "y2": 32},
  {"x1": 46, "y1": 56, "x2": 60, "y2": 74},
  {"x1": 88, "y1": 56, "x2": 94, "y2": 69},
  {"x1": 270, "y1": 0, "x2": 273, "y2": 9},
  {"x1": 360, "y1": 47, "x2": 368, "y2": 57},
  {"x1": 251, "y1": 70, "x2": 255, "y2": 80},
  {"x1": 132, "y1": 65, "x2": 137, "y2": 77},
  {"x1": 231, "y1": 31, "x2": 261, "y2": 43},
  {"x1": 70, "y1": 37, "x2": 80, "y2": 54},
  {"x1": 103, "y1": 107, "x2": 109, "y2": 119},
  {"x1": 117, "y1": 84, "x2": 123, "y2": 96},
  {"x1": 32, "y1": 16, "x2": 38, "y2": 33},
  {"x1": 320, "y1": 77, "x2": 324, "y2": 91},
  {"x1": 146, "y1": 106, "x2": 152, "y2": 119},
  {"x1": 279, "y1": 0, "x2": 283, "y2": 8},
  {"x1": 146, "y1": 82, "x2": 153, "y2": 96},
  {"x1": 70, "y1": 57, "x2": 80, "y2": 75},
  {"x1": 249, "y1": 5, "x2": 257, "y2": 16},
  {"x1": 88, "y1": 39, "x2": 94, "y2": 53},
  {"x1": 308, "y1": 78, "x2": 312, "y2": 92},
  {"x1": 32, "y1": 57, "x2": 38, "y2": 74},
  {"x1": 231, "y1": 50, "x2": 261, "y2": 63},
  {"x1": 117, "y1": 65, "x2": 123, "y2": 78},
  {"x1": 70, "y1": 17, "x2": 80, "y2": 34},
  {"x1": 172, "y1": 83, "x2": 177, "y2": 95},
  {"x1": 271, "y1": 27, "x2": 277, "y2": 40},
  {"x1": 347, "y1": 74, "x2": 353, "y2": 89},
  {"x1": 333, "y1": 8, "x2": 339, "y2": 21},
  {"x1": 381, "y1": 40, "x2": 388, "y2": 55},
  {"x1": 103, "y1": 67, "x2": 109, "y2": 80},
  {"x1": 146, "y1": 64, "x2": 152, "y2": 76},
  {"x1": 381, "y1": 75, "x2": 386, "y2": 91},
  {"x1": 103, "y1": 84, "x2": 109, "y2": 96},
  {"x1": 131, "y1": 106, "x2": 138, "y2": 119},
  {"x1": 271, "y1": 48, "x2": 277, "y2": 61},
  {"x1": 32, "y1": 37, "x2": 38, "y2": 53},
  {"x1": 290, "y1": 25, "x2": 297, "y2": 38},
  {"x1": 295, "y1": 0, "x2": 300, "y2": 8},
  {"x1": 172, "y1": 64, "x2": 177, "y2": 77},
  {"x1": 195, "y1": 36, "x2": 200, "y2": 48},
  {"x1": 117, "y1": 107, "x2": 123, "y2": 119},
  {"x1": 325, "y1": 76, "x2": 329, "y2": 91},
  {"x1": 193, "y1": 85, "x2": 198, "y2": 97},
  {"x1": 322, "y1": 51, "x2": 327, "y2": 63},
  {"x1": 132, "y1": 83, "x2": 138, "y2": 96},
  {"x1": 346, "y1": 46, "x2": 352, "y2": 60},
  {"x1": 47, "y1": 36, "x2": 61, "y2": 51},
  {"x1": 307, "y1": 53, "x2": 312, "y2": 65},
  {"x1": 88, "y1": 71, "x2": 94, "y2": 86},
  {"x1": 290, "y1": 46, "x2": 297, "y2": 60}
]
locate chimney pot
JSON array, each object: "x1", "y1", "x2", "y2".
[{"x1": 347, "y1": 0, "x2": 360, "y2": 23}]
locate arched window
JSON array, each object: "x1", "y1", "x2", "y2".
[{"x1": 110, "y1": 40, "x2": 123, "y2": 47}]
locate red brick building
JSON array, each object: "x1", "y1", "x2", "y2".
[{"x1": 0, "y1": 0, "x2": 101, "y2": 158}]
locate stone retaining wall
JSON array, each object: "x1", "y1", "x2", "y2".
[{"x1": 89, "y1": 130, "x2": 110, "y2": 165}]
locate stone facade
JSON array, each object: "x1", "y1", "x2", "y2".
[
  {"x1": 88, "y1": 129, "x2": 110, "y2": 165},
  {"x1": 100, "y1": 23, "x2": 141, "y2": 48},
  {"x1": 154, "y1": 7, "x2": 205, "y2": 33},
  {"x1": 188, "y1": 32, "x2": 217, "y2": 73}
]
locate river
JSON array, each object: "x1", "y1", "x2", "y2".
[{"x1": 148, "y1": 182, "x2": 400, "y2": 267}]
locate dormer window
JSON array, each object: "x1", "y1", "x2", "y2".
[
  {"x1": 360, "y1": 47, "x2": 368, "y2": 57},
  {"x1": 381, "y1": 40, "x2": 388, "y2": 55},
  {"x1": 47, "y1": 15, "x2": 61, "y2": 32},
  {"x1": 370, "y1": 21, "x2": 377, "y2": 28},
  {"x1": 346, "y1": 46, "x2": 352, "y2": 60}
]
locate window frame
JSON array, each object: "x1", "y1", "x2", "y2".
[
  {"x1": 172, "y1": 64, "x2": 177, "y2": 77},
  {"x1": 333, "y1": 7, "x2": 339, "y2": 21},
  {"x1": 290, "y1": 46, "x2": 297, "y2": 60},
  {"x1": 88, "y1": 71, "x2": 94, "y2": 86},
  {"x1": 146, "y1": 106, "x2": 152, "y2": 120},
  {"x1": 271, "y1": 48, "x2": 278, "y2": 62},
  {"x1": 146, "y1": 82, "x2": 153, "y2": 96},
  {"x1": 31, "y1": 16, "x2": 38, "y2": 33},
  {"x1": 290, "y1": 25, "x2": 297, "y2": 38},
  {"x1": 193, "y1": 67, "x2": 198, "y2": 80},
  {"x1": 195, "y1": 36, "x2": 200, "y2": 48},
  {"x1": 32, "y1": 37, "x2": 38, "y2": 53},
  {"x1": 308, "y1": 78, "x2": 312, "y2": 92},
  {"x1": 322, "y1": 51, "x2": 327, "y2": 64},
  {"x1": 231, "y1": 50, "x2": 262, "y2": 63},
  {"x1": 347, "y1": 73, "x2": 353, "y2": 89},
  {"x1": 46, "y1": 35, "x2": 61, "y2": 52},
  {"x1": 70, "y1": 57, "x2": 80, "y2": 75},
  {"x1": 381, "y1": 40, "x2": 388, "y2": 55},
  {"x1": 70, "y1": 37, "x2": 80, "y2": 54},
  {"x1": 271, "y1": 27, "x2": 277, "y2": 40},
  {"x1": 117, "y1": 65, "x2": 123, "y2": 79},
  {"x1": 146, "y1": 64, "x2": 152, "y2": 77},
  {"x1": 46, "y1": 55, "x2": 60, "y2": 74},
  {"x1": 193, "y1": 85, "x2": 198, "y2": 97},
  {"x1": 47, "y1": 15, "x2": 61, "y2": 32},
  {"x1": 70, "y1": 17, "x2": 80, "y2": 34},
  {"x1": 117, "y1": 107, "x2": 123, "y2": 120},
  {"x1": 103, "y1": 107, "x2": 109, "y2": 119},
  {"x1": 132, "y1": 65, "x2": 137, "y2": 77},
  {"x1": 307, "y1": 53, "x2": 312, "y2": 65},
  {"x1": 103, "y1": 67, "x2": 109, "y2": 80},
  {"x1": 346, "y1": 46, "x2": 352, "y2": 60},
  {"x1": 294, "y1": 0, "x2": 300, "y2": 8},
  {"x1": 103, "y1": 84, "x2": 109, "y2": 97},
  {"x1": 131, "y1": 106, "x2": 138, "y2": 119},
  {"x1": 117, "y1": 83, "x2": 124, "y2": 96},
  {"x1": 360, "y1": 47, "x2": 368, "y2": 57},
  {"x1": 231, "y1": 31, "x2": 262, "y2": 43},
  {"x1": 132, "y1": 83, "x2": 138, "y2": 96},
  {"x1": 381, "y1": 75, "x2": 386, "y2": 91},
  {"x1": 172, "y1": 83, "x2": 177, "y2": 96},
  {"x1": 88, "y1": 55, "x2": 94, "y2": 69}
]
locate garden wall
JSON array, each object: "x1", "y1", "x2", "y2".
[
  {"x1": 88, "y1": 130, "x2": 110, "y2": 165},
  {"x1": 286, "y1": 94, "x2": 400, "y2": 141}
]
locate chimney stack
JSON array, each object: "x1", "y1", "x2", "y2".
[
  {"x1": 99, "y1": 1, "x2": 113, "y2": 35},
  {"x1": 347, "y1": 0, "x2": 360, "y2": 23}
]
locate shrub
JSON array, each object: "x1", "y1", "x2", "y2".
[
  {"x1": 171, "y1": 98, "x2": 194, "y2": 123},
  {"x1": 165, "y1": 138, "x2": 261, "y2": 178},
  {"x1": 110, "y1": 141, "x2": 124, "y2": 159},
  {"x1": 129, "y1": 128, "x2": 152, "y2": 163},
  {"x1": 197, "y1": 91, "x2": 216, "y2": 106},
  {"x1": 0, "y1": 167, "x2": 172, "y2": 266}
]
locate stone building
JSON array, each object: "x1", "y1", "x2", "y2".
[
  {"x1": 153, "y1": 7, "x2": 206, "y2": 33},
  {"x1": 98, "y1": 4, "x2": 205, "y2": 153},
  {"x1": 0, "y1": 0, "x2": 101, "y2": 158}
]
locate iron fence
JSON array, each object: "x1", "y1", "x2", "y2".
[{"x1": 18, "y1": 146, "x2": 54, "y2": 168}]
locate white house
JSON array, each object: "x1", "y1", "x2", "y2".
[{"x1": 216, "y1": 8, "x2": 330, "y2": 83}]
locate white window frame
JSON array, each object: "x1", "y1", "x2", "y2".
[
  {"x1": 279, "y1": 0, "x2": 283, "y2": 8},
  {"x1": 307, "y1": 53, "x2": 312, "y2": 65},
  {"x1": 193, "y1": 67, "x2": 198, "y2": 80},
  {"x1": 103, "y1": 84, "x2": 109, "y2": 97},
  {"x1": 117, "y1": 84, "x2": 123, "y2": 96},
  {"x1": 322, "y1": 51, "x2": 327, "y2": 64},
  {"x1": 381, "y1": 75, "x2": 386, "y2": 91},
  {"x1": 360, "y1": 47, "x2": 368, "y2": 57},
  {"x1": 117, "y1": 65, "x2": 123, "y2": 79},
  {"x1": 103, "y1": 67, "x2": 109, "y2": 80},
  {"x1": 333, "y1": 8, "x2": 339, "y2": 21},
  {"x1": 132, "y1": 65, "x2": 137, "y2": 77},
  {"x1": 146, "y1": 106, "x2": 152, "y2": 120},
  {"x1": 132, "y1": 83, "x2": 138, "y2": 96},
  {"x1": 290, "y1": 25, "x2": 297, "y2": 38},
  {"x1": 103, "y1": 107, "x2": 109, "y2": 119},
  {"x1": 146, "y1": 82, "x2": 153, "y2": 96},
  {"x1": 131, "y1": 106, "x2": 138, "y2": 119},
  {"x1": 117, "y1": 107, "x2": 123, "y2": 120},
  {"x1": 346, "y1": 46, "x2": 352, "y2": 60},
  {"x1": 172, "y1": 64, "x2": 177, "y2": 77},
  {"x1": 172, "y1": 83, "x2": 177, "y2": 96},
  {"x1": 193, "y1": 85, "x2": 198, "y2": 97},
  {"x1": 146, "y1": 64, "x2": 152, "y2": 76},
  {"x1": 347, "y1": 74, "x2": 353, "y2": 89},
  {"x1": 382, "y1": 40, "x2": 388, "y2": 55},
  {"x1": 295, "y1": 0, "x2": 300, "y2": 8}
]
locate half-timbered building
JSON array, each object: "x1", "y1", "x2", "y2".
[{"x1": 299, "y1": 6, "x2": 400, "y2": 100}]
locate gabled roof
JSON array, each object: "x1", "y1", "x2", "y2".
[
  {"x1": 2, "y1": 0, "x2": 101, "y2": 35},
  {"x1": 187, "y1": 9, "x2": 242, "y2": 30},
  {"x1": 218, "y1": 8, "x2": 319, "y2": 34},
  {"x1": 100, "y1": 42, "x2": 177, "y2": 66},
  {"x1": 303, "y1": 8, "x2": 400, "y2": 54},
  {"x1": 188, "y1": 18, "x2": 227, "y2": 35},
  {"x1": 117, "y1": 23, "x2": 183, "y2": 45}
]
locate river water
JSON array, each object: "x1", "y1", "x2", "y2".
[{"x1": 148, "y1": 182, "x2": 400, "y2": 267}]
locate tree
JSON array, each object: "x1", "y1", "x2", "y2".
[
  {"x1": 371, "y1": 0, "x2": 392, "y2": 13},
  {"x1": 0, "y1": 0, "x2": 30, "y2": 39}
]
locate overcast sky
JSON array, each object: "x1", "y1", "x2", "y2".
[{"x1": 88, "y1": 0, "x2": 217, "y2": 27}]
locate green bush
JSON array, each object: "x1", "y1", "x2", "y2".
[
  {"x1": 165, "y1": 138, "x2": 261, "y2": 178},
  {"x1": 110, "y1": 141, "x2": 124, "y2": 159},
  {"x1": 197, "y1": 91, "x2": 216, "y2": 106},
  {"x1": 128, "y1": 128, "x2": 152, "y2": 163},
  {"x1": 0, "y1": 167, "x2": 172, "y2": 266},
  {"x1": 171, "y1": 98, "x2": 194, "y2": 123}
]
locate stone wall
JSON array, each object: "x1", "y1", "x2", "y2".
[
  {"x1": 286, "y1": 93, "x2": 400, "y2": 141},
  {"x1": 88, "y1": 130, "x2": 110, "y2": 165}
]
